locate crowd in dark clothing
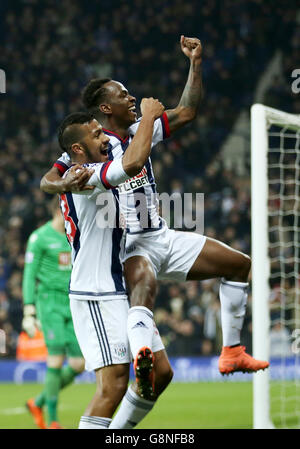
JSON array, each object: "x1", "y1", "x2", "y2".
[{"x1": 0, "y1": 0, "x2": 299, "y2": 358}]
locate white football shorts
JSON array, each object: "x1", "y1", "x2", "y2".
[
  {"x1": 70, "y1": 297, "x2": 164, "y2": 371},
  {"x1": 121, "y1": 226, "x2": 207, "y2": 281}
]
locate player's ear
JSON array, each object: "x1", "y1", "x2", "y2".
[
  {"x1": 71, "y1": 143, "x2": 84, "y2": 155},
  {"x1": 99, "y1": 103, "x2": 112, "y2": 115}
]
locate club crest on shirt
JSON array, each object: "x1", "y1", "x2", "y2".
[{"x1": 113, "y1": 342, "x2": 127, "y2": 359}]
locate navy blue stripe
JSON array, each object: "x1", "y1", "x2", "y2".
[
  {"x1": 104, "y1": 130, "x2": 129, "y2": 145},
  {"x1": 100, "y1": 161, "x2": 112, "y2": 190},
  {"x1": 125, "y1": 390, "x2": 154, "y2": 411},
  {"x1": 112, "y1": 188, "x2": 120, "y2": 227},
  {"x1": 110, "y1": 189, "x2": 125, "y2": 291},
  {"x1": 95, "y1": 302, "x2": 113, "y2": 365},
  {"x1": 145, "y1": 159, "x2": 154, "y2": 185},
  {"x1": 80, "y1": 417, "x2": 110, "y2": 427},
  {"x1": 133, "y1": 186, "x2": 152, "y2": 229},
  {"x1": 121, "y1": 140, "x2": 129, "y2": 153},
  {"x1": 128, "y1": 308, "x2": 153, "y2": 320},
  {"x1": 88, "y1": 301, "x2": 107, "y2": 366},
  {"x1": 108, "y1": 143, "x2": 114, "y2": 161},
  {"x1": 90, "y1": 301, "x2": 111, "y2": 366},
  {"x1": 126, "y1": 218, "x2": 163, "y2": 234},
  {"x1": 69, "y1": 290, "x2": 127, "y2": 297},
  {"x1": 55, "y1": 160, "x2": 69, "y2": 172},
  {"x1": 65, "y1": 193, "x2": 81, "y2": 260}
]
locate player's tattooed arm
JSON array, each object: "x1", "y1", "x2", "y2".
[
  {"x1": 166, "y1": 36, "x2": 203, "y2": 134},
  {"x1": 40, "y1": 165, "x2": 95, "y2": 194}
]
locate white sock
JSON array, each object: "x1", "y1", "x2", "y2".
[
  {"x1": 78, "y1": 416, "x2": 112, "y2": 429},
  {"x1": 219, "y1": 278, "x2": 248, "y2": 347},
  {"x1": 127, "y1": 306, "x2": 154, "y2": 359},
  {"x1": 109, "y1": 385, "x2": 155, "y2": 429}
]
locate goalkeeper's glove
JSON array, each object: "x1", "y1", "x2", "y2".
[{"x1": 22, "y1": 304, "x2": 39, "y2": 338}]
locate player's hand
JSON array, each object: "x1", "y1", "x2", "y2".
[
  {"x1": 22, "y1": 304, "x2": 39, "y2": 338},
  {"x1": 180, "y1": 35, "x2": 202, "y2": 63},
  {"x1": 63, "y1": 164, "x2": 95, "y2": 192},
  {"x1": 140, "y1": 97, "x2": 165, "y2": 120}
]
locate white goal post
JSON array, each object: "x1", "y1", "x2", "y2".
[{"x1": 251, "y1": 104, "x2": 300, "y2": 429}]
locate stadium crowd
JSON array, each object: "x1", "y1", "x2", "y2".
[{"x1": 0, "y1": 0, "x2": 299, "y2": 358}]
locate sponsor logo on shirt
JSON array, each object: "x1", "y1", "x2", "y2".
[
  {"x1": 58, "y1": 252, "x2": 71, "y2": 270},
  {"x1": 118, "y1": 167, "x2": 149, "y2": 193}
]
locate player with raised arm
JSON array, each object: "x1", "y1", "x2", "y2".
[
  {"x1": 57, "y1": 98, "x2": 173, "y2": 430},
  {"x1": 41, "y1": 36, "x2": 268, "y2": 407}
]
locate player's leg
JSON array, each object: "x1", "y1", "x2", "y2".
[
  {"x1": 26, "y1": 301, "x2": 66, "y2": 429},
  {"x1": 187, "y1": 237, "x2": 251, "y2": 348},
  {"x1": 59, "y1": 316, "x2": 85, "y2": 392},
  {"x1": 124, "y1": 255, "x2": 158, "y2": 394},
  {"x1": 110, "y1": 331, "x2": 173, "y2": 429},
  {"x1": 79, "y1": 363, "x2": 129, "y2": 429},
  {"x1": 27, "y1": 354, "x2": 65, "y2": 429},
  {"x1": 69, "y1": 297, "x2": 134, "y2": 428},
  {"x1": 28, "y1": 357, "x2": 84, "y2": 429},
  {"x1": 186, "y1": 237, "x2": 268, "y2": 374},
  {"x1": 186, "y1": 237, "x2": 251, "y2": 282},
  {"x1": 186, "y1": 237, "x2": 250, "y2": 347},
  {"x1": 151, "y1": 349, "x2": 174, "y2": 398},
  {"x1": 44, "y1": 354, "x2": 65, "y2": 428}
]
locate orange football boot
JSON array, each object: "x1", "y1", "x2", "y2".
[
  {"x1": 134, "y1": 346, "x2": 155, "y2": 400},
  {"x1": 47, "y1": 421, "x2": 63, "y2": 429},
  {"x1": 26, "y1": 398, "x2": 47, "y2": 429},
  {"x1": 219, "y1": 345, "x2": 269, "y2": 375}
]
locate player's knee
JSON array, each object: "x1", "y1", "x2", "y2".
[
  {"x1": 47, "y1": 354, "x2": 64, "y2": 369},
  {"x1": 102, "y1": 377, "x2": 128, "y2": 407},
  {"x1": 130, "y1": 276, "x2": 157, "y2": 309},
  {"x1": 125, "y1": 257, "x2": 157, "y2": 308},
  {"x1": 101, "y1": 365, "x2": 129, "y2": 403},
  {"x1": 68, "y1": 357, "x2": 85, "y2": 373},
  {"x1": 229, "y1": 252, "x2": 251, "y2": 281},
  {"x1": 238, "y1": 253, "x2": 251, "y2": 279}
]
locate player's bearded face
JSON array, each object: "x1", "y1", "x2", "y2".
[
  {"x1": 81, "y1": 140, "x2": 109, "y2": 163},
  {"x1": 80, "y1": 121, "x2": 110, "y2": 163}
]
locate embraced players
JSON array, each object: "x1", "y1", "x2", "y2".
[
  {"x1": 41, "y1": 36, "x2": 269, "y2": 418},
  {"x1": 57, "y1": 98, "x2": 173, "y2": 429}
]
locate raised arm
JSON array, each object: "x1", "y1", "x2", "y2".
[
  {"x1": 75, "y1": 98, "x2": 165, "y2": 193},
  {"x1": 121, "y1": 98, "x2": 165, "y2": 177},
  {"x1": 40, "y1": 164, "x2": 95, "y2": 194},
  {"x1": 166, "y1": 35, "x2": 203, "y2": 134}
]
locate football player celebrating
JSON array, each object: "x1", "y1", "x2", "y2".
[
  {"x1": 41, "y1": 37, "x2": 268, "y2": 422},
  {"x1": 56, "y1": 98, "x2": 174, "y2": 429}
]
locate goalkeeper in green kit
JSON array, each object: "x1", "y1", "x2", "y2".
[{"x1": 22, "y1": 197, "x2": 85, "y2": 429}]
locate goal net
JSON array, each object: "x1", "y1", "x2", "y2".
[{"x1": 251, "y1": 104, "x2": 300, "y2": 429}]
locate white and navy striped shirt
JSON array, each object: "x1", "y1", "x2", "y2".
[
  {"x1": 55, "y1": 113, "x2": 171, "y2": 235},
  {"x1": 59, "y1": 160, "x2": 129, "y2": 301}
]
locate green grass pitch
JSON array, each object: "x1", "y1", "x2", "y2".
[{"x1": 0, "y1": 382, "x2": 253, "y2": 429}]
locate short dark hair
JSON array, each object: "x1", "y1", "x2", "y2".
[
  {"x1": 81, "y1": 78, "x2": 112, "y2": 114},
  {"x1": 58, "y1": 111, "x2": 94, "y2": 155}
]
